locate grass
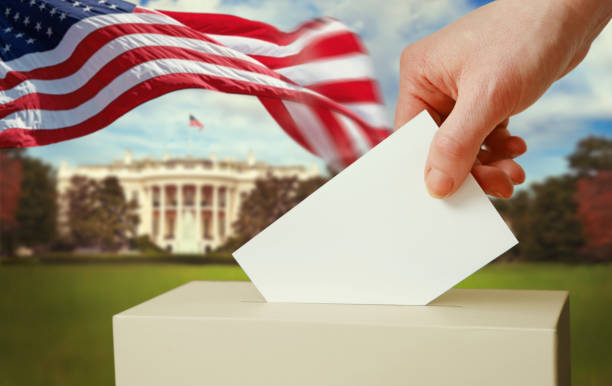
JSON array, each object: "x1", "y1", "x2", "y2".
[{"x1": 0, "y1": 262, "x2": 610, "y2": 386}]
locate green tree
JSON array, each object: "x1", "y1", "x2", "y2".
[
  {"x1": 66, "y1": 176, "x2": 139, "y2": 252},
  {"x1": 528, "y1": 176, "x2": 585, "y2": 261},
  {"x1": 223, "y1": 174, "x2": 328, "y2": 251},
  {"x1": 232, "y1": 174, "x2": 300, "y2": 243},
  {"x1": 568, "y1": 136, "x2": 612, "y2": 175},
  {"x1": 15, "y1": 157, "x2": 57, "y2": 248},
  {"x1": 493, "y1": 190, "x2": 534, "y2": 261}
]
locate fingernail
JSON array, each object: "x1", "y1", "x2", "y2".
[{"x1": 425, "y1": 168, "x2": 454, "y2": 198}]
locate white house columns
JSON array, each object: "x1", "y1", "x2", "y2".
[{"x1": 147, "y1": 182, "x2": 234, "y2": 253}]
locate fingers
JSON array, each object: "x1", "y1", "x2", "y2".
[
  {"x1": 424, "y1": 90, "x2": 504, "y2": 198},
  {"x1": 483, "y1": 125, "x2": 527, "y2": 158},
  {"x1": 490, "y1": 159, "x2": 525, "y2": 185},
  {"x1": 471, "y1": 164, "x2": 514, "y2": 199}
]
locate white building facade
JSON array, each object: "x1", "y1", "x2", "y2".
[{"x1": 57, "y1": 152, "x2": 319, "y2": 253}]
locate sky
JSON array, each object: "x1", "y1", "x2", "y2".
[{"x1": 26, "y1": 0, "x2": 612, "y2": 187}]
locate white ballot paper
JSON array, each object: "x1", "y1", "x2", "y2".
[{"x1": 233, "y1": 111, "x2": 517, "y2": 305}]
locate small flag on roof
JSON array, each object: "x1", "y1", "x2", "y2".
[{"x1": 189, "y1": 114, "x2": 204, "y2": 130}]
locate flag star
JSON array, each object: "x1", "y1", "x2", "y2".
[
  {"x1": 109, "y1": 4, "x2": 117, "y2": 9},
  {"x1": 16, "y1": 32, "x2": 24, "y2": 38},
  {"x1": 4, "y1": 27, "x2": 12, "y2": 33},
  {"x1": 38, "y1": 2, "x2": 45, "y2": 10},
  {"x1": 13, "y1": 12, "x2": 20, "y2": 21},
  {"x1": 50, "y1": 8, "x2": 57, "y2": 15},
  {"x1": 98, "y1": 0, "x2": 106, "y2": 3},
  {"x1": 23, "y1": 16, "x2": 30, "y2": 26},
  {"x1": 3, "y1": 44, "x2": 11, "y2": 52},
  {"x1": 46, "y1": 27, "x2": 53, "y2": 37},
  {"x1": 35, "y1": 22, "x2": 42, "y2": 31},
  {"x1": 83, "y1": 6, "x2": 91, "y2": 12},
  {"x1": 59, "y1": 13, "x2": 67, "y2": 21},
  {"x1": 4, "y1": 8, "x2": 10, "y2": 17},
  {"x1": 73, "y1": 1, "x2": 81, "y2": 7},
  {"x1": 26, "y1": 38, "x2": 35, "y2": 44},
  {"x1": 29, "y1": 0, "x2": 36, "y2": 5}
]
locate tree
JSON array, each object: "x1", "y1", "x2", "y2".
[
  {"x1": 66, "y1": 176, "x2": 139, "y2": 252},
  {"x1": 232, "y1": 174, "x2": 300, "y2": 243},
  {"x1": 225, "y1": 174, "x2": 328, "y2": 251},
  {"x1": 0, "y1": 150, "x2": 23, "y2": 256},
  {"x1": 528, "y1": 176, "x2": 585, "y2": 262},
  {"x1": 0, "y1": 151, "x2": 56, "y2": 256},
  {"x1": 15, "y1": 156, "x2": 57, "y2": 248},
  {"x1": 575, "y1": 171, "x2": 612, "y2": 260},
  {"x1": 568, "y1": 136, "x2": 612, "y2": 175},
  {"x1": 493, "y1": 190, "x2": 534, "y2": 261}
]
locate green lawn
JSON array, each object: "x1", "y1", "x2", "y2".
[{"x1": 0, "y1": 262, "x2": 610, "y2": 386}]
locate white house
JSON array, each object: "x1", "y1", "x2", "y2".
[{"x1": 57, "y1": 151, "x2": 320, "y2": 253}]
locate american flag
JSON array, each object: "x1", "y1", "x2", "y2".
[
  {"x1": 0, "y1": 0, "x2": 391, "y2": 169},
  {"x1": 189, "y1": 114, "x2": 203, "y2": 130}
]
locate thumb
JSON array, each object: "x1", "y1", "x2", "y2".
[{"x1": 425, "y1": 91, "x2": 502, "y2": 198}]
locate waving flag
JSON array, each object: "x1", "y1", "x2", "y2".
[
  {"x1": 0, "y1": 0, "x2": 391, "y2": 169},
  {"x1": 189, "y1": 114, "x2": 204, "y2": 130}
]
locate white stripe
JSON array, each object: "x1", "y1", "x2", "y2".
[
  {"x1": 0, "y1": 58, "x2": 311, "y2": 131},
  {"x1": 283, "y1": 101, "x2": 341, "y2": 168},
  {"x1": 276, "y1": 54, "x2": 375, "y2": 86},
  {"x1": 342, "y1": 102, "x2": 389, "y2": 128},
  {"x1": 0, "y1": 13, "x2": 183, "y2": 77},
  {"x1": 207, "y1": 20, "x2": 348, "y2": 57},
  {"x1": 0, "y1": 33, "x2": 267, "y2": 104},
  {"x1": 333, "y1": 112, "x2": 372, "y2": 155}
]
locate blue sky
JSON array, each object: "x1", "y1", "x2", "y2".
[{"x1": 26, "y1": 0, "x2": 612, "y2": 188}]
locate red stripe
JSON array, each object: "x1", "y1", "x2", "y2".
[
  {"x1": 251, "y1": 32, "x2": 366, "y2": 69},
  {"x1": 160, "y1": 11, "x2": 333, "y2": 46},
  {"x1": 0, "y1": 46, "x2": 290, "y2": 118},
  {"x1": 308, "y1": 79, "x2": 383, "y2": 104},
  {"x1": 0, "y1": 22, "x2": 220, "y2": 91},
  {"x1": 313, "y1": 108, "x2": 358, "y2": 166},
  {"x1": 134, "y1": 7, "x2": 163, "y2": 15},
  {"x1": 258, "y1": 97, "x2": 316, "y2": 155}
]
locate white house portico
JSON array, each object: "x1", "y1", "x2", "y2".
[{"x1": 57, "y1": 151, "x2": 320, "y2": 253}]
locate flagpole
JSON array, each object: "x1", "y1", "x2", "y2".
[{"x1": 188, "y1": 121, "x2": 193, "y2": 156}]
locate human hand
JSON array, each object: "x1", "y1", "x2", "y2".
[{"x1": 395, "y1": 0, "x2": 612, "y2": 199}]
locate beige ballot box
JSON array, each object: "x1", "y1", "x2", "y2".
[{"x1": 113, "y1": 281, "x2": 570, "y2": 386}]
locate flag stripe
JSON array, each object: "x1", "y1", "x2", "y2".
[
  {"x1": 161, "y1": 11, "x2": 343, "y2": 47},
  {"x1": 258, "y1": 96, "x2": 316, "y2": 154},
  {"x1": 249, "y1": 32, "x2": 366, "y2": 69},
  {"x1": 283, "y1": 100, "x2": 342, "y2": 170},
  {"x1": 313, "y1": 107, "x2": 359, "y2": 166},
  {"x1": 342, "y1": 102, "x2": 390, "y2": 128},
  {"x1": 275, "y1": 54, "x2": 375, "y2": 87},
  {"x1": 308, "y1": 79, "x2": 382, "y2": 104}
]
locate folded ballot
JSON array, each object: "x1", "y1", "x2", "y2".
[{"x1": 233, "y1": 111, "x2": 517, "y2": 305}]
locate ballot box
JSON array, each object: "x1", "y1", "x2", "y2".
[{"x1": 113, "y1": 281, "x2": 570, "y2": 386}]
